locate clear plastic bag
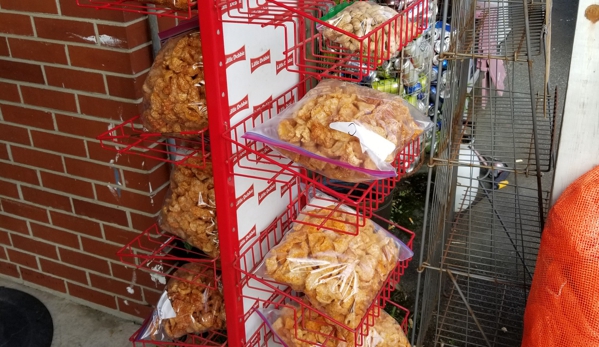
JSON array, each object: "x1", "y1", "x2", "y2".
[
  {"x1": 136, "y1": 0, "x2": 190, "y2": 11},
  {"x1": 159, "y1": 155, "x2": 219, "y2": 258},
  {"x1": 255, "y1": 201, "x2": 412, "y2": 329},
  {"x1": 319, "y1": 1, "x2": 406, "y2": 57},
  {"x1": 141, "y1": 31, "x2": 207, "y2": 134},
  {"x1": 136, "y1": 263, "x2": 226, "y2": 341},
  {"x1": 258, "y1": 303, "x2": 411, "y2": 347},
  {"x1": 243, "y1": 79, "x2": 431, "y2": 182}
]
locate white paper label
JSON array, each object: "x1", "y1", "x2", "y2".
[
  {"x1": 329, "y1": 122, "x2": 395, "y2": 161},
  {"x1": 157, "y1": 291, "x2": 176, "y2": 319}
]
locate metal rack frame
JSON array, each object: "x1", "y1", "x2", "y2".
[{"x1": 412, "y1": 0, "x2": 553, "y2": 345}]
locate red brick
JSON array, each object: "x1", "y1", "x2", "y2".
[
  {"x1": 39, "y1": 258, "x2": 88, "y2": 284},
  {"x1": 0, "y1": 214, "x2": 28, "y2": 234},
  {"x1": 0, "y1": 123, "x2": 31, "y2": 145},
  {"x1": 122, "y1": 164, "x2": 169, "y2": 192},
  {"x1": 8, "y1": 38, "x2": 67, "y2": 64},
  {"x1": 55, "y1": 114, "x2": 110, "y2": 139},
  {"x1": 72, "y1": 199, "x2": 128, "y2": 226},
  {"x1": 0, "y1": 13, "x2": 34, "y2": 35},
  {"x1": 59, "y1": 248, "x2": 110, "y2": 274},
  {"x1": 130, "y1": 45, "x2": 153, "y2": 74},
  {"x1": 67, "y1": 282, "x2": 116, "y2": 309},
  {"x1": 11, "y1": 234, "x2": 58, "y2": 259},
  {"x1": 0, "y1": 260, "x2": 19, "y2": 278},
  {"x1": 45, "y1": 67, "x2": 105, "y2": 94},
  {"x1": 30, "y1": 130, "x2": 86, "y2": 157},
  {"x1": 157, "y1": 16, "x2": 177, "y2": 32},
  {"x1": 0, "y1": 37, "x2": 8, "y2": 56},
  {"x1": 68, "y1": 46, "x2": 134, "y2": 74},
  {"x1": 40, "y1": 172, "x2": 94, "y2": 199},
  {"x1": 89, "y1": 273, "x2": 143, "y2": 300},
  {"x1": 0, "y1": 199, "x2": 48, "y2": 223},
  {"x1": 0, "y1": 230, "x2": 9, "y2": 246},
  {"x1": 96, "y1": 182, "x2": 166, "y2": 214},
  {"x1": 81, "y1": 236, "x2": 121, "y2": 262},
  {"x1": 0, "y1": 246, "x2": 6, "y2": 259},
  {"x1": 97, "y1": 20, "x2": 150, "y2": 49},
  {"x1": 106, "y1": 72, "x2": 147, "y2": 100},
  {"x1": 34, "y1": 17, "x2": 95, "y2": 44},
  {"x1": 0, "y1": 59, "x2": 44, "y2": 83},
  {"x1": 11, "y1": 146, "x2": 64, "y2": 172},
  {"x1": 0, "y1": 180, "x2": 19, "y2": 199},
  {"x1": 21, "y1": 268, "x2": 66, "y2": 293},
  {"x1": 59, "y1": 0, "x2": 128, "y2": 22},
  {"x1": 103, "y1": 224, "x2": 137, "y2": 245},
  {"x1": 0, "y1": 104, "x2": 54, "y2": 130},
  {"x1": 130, "y1": 212, "x2": 159, "y2": 231},
  {"x1": 64, "y1": 157, "x2": 114, "y2": 183},
  {"x1": 78, "y1": 94, "x2": 141, "y2": 120},
  {"x1": 0, "y1": 82, "x2": 20, "y2": 102},
  {"x1": 111, "y1": 264, "x2": 162, "y2": 291},
  {"x1": 21, "y1": 86, "x2": 77, "y2": 113},
  {"x1": 7, "y1": 249, "x2": 38, "y2": 269},
  {"x1": 0, "y1": 0, "x2": 58, "y2": 13},
  {"x1": 0, "y1": 143, "x2": 7, "y2": 160},
  {"x1": 30, "y1": 223, "x2": 80, "y2": 249},
  {"x1": 86, "y1": 140, "x2": 166, "y2": 171},
  {"x1": 143, "y1": 288, "x2": 162, "y2": 306},
  {"x1": 0, "y1": 162, "x2": 38, "y2": 185},
  {"x1": 22, "y1": 186, "x2": 72, "y2": 212},
  {"x1": 117, "y1": 297, "x2": 153, "y2": 319},
  {"x1": 50, "y1": 211, "x2": 102, "y2": 238}
]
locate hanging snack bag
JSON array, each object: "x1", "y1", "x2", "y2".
[
  {"x1": 141, "y1": 30, "x2": 207, "y2": 134},
  {"x1": 255, "y1": 202, "x2": 412, "y2": 329},
  {"x1": 243, "y1": 79, "x2": 431, "y2": 182},
  {"x1": 136, "y1": 263, "x2": 226, "y2": 341},
  {"x1": 135, "y1": 0, "x2": 192, "y2": 11},
  {"x1": 258, "y1": 303, "x2": 411, "y2": 347},
  {"x1": 159, "y1": 155, "x2": 219, "y2": 258}
]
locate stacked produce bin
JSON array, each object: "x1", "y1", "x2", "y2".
[{"x1": 78, "y1": 0, "x2": 436, "y2": 346}]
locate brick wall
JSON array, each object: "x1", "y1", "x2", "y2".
[{"x1": 0, "y1": 1, "x2": 179, "y2": 321}]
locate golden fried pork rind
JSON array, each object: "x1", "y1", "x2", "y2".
[
  {"x1": 261, "y1": 303, "x2": 411, "y2": 347},
  {"x1": 257, "y1": 205, "x2": 410, "y2": 329},
  {"x1": 243, "y1": 79, "x2": 430, "y2": 182},
  {"x1": 141, "y1": 31, "x2": 207, "y2": 134},
  {"x1": 143, "y1": 263, "x2": 226, "y2": 341},
  {"x1": 159, "y1": 155, "x2": 219, "y2": 258}
]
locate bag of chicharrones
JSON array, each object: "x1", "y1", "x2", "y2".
[
  {"x1": 141, "y1": 30, "x2": 207, "y2": 134},
  {"x1": 255, "y1": 198, "x2": 413, "y2": 329},
  {"x1": 257, "y1": 303, "x2": 411, "y2": 347},
  {"x1": 243, "y1": 79, "x2": 431, "y2": 182},
  {"x1": 159, "y1": 154, "x2": 219, "y2": 258},
  {"x1": 521, "y1": 166, "x2": 599, "y2": 346},
  {"x1": 318, "y1": 1, "x2": 418, "y2": 58},
  {"x1": 136, "y1": 263, "x2": 226, "y2": 341}
]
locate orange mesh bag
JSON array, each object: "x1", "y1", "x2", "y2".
[{"x1": 522, "y1": 166, "x2": 599, "y2": 346}]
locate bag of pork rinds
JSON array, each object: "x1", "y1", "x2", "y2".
[{"x1": 521, "y1": 166, "x2": 599, "y2": 346}]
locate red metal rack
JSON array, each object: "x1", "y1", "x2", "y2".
[
  {"x1": 217, "y1": 0, "x2": 429, "y2": 81},
  {"x1": 117, "y1": 224, "x2": 219, "y2": 290},
  {"x1": 76, "y1": 0, "x2": 197, "y2": 19},
  {"x1": 97, "y1": 115, "x2": 210, "y2": 169}
]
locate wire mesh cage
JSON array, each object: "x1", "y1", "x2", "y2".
[{"x1": 76, "y1": 0, "x2": 198, "y2": 19}]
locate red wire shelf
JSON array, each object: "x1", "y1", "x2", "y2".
[
  {"x1": 218, "y1": 0, "x2": 429, "y2": 82},
  {"x1": 130, "y1": 316, "x2": 228, "y2": 347},
  {"x1": 97, "y1": 115, "x2": 210, "y2": 169},
  {"x1": 76, "y1": 0, "x2": 197, "y2": 19},
  {"x1": 117, "y1": 223, "x2": 219, "y2": 290},
  {"x1": 234, "y1": 208, "x2": 414, "y2": 347},
  {"x1": 226, "y1": 79, "x2": 421, "y2": 224}
]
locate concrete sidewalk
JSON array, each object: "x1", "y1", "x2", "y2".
[{"x1": 0, "y1": 277, "x2": 139, "y2": 347}]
